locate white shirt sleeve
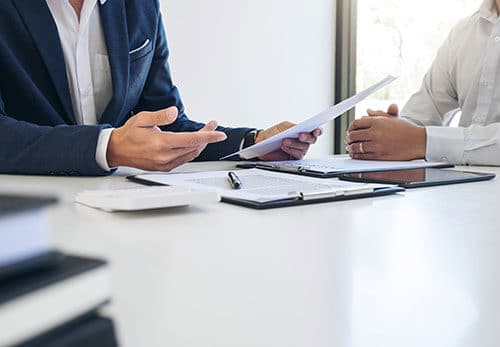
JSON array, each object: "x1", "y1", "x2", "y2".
[
  {"x1": 401, "y1": 31, "x2": 460, "y2": 127},
  {"x1": 425, "y1": 126, "x2": 465, "y2": 163},
  {"x1": 426, "y1": 124, "x2": 500, "y2": 166},
  {"x1": 95, "y1": 128, "x2": 114, "y2": 171}
]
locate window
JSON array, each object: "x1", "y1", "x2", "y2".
[{"x1": 355, "y1": 0, "x2": 480, "y2": 122}]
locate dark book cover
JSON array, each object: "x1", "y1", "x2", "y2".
[
  {"x1": 17, "y1": 313, "x2": 119, "y2": 347},
  {"x1": 0, "y1": 255, "x2": 107, "y2": 305},
  {"x1": 0, "y1": 251, "x2": 65, "y2": 283},
  {"x1": 0, "y1": 195, "x2": 57, "y2": 217}
]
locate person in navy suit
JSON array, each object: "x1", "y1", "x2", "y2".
[{"x1": 0, "y1": 0, "x2": 322, "y2": 176}]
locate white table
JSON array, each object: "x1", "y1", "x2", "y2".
[{"x1": 1, "y1": 163, "x2": 499, "y2": 347}]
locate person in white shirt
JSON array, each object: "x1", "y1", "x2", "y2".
[{"x1": 346, "y1": 0, "x2": 500, "y2": 166}]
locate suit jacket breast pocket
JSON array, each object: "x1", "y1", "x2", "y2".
[{"x1": 129, "y1": 39, "x2": 153, "y2": 62}]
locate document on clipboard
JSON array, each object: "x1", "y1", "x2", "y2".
[
  {"x1": 129, "y1": 169, "x2": 404, "y2": 210},
  {"x1": 220, "y1": 75, "x2": 397, "y2": 160},
  {"x1": 237, "y1": 155, "x2": 453, "y2": 178}
]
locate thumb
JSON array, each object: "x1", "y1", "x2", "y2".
[
  {"x1": 134, "y1": 107, "x2": 178, "y2": 128},
  {"x1": 388, "y1": 104, "x2": 399, "y2": 117}
]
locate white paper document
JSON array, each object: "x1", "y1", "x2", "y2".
[
  {"x1": 221, "y1": 75, "x2": 397, "y2": 160},
  {"x1": 136, "y1": 169, "x2": 388, "y2": 204},
  {"x1": 243, "y1": 155, "x2": 451, "y2": 175}
]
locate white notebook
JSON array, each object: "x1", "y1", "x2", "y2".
[{"x1": 76, "y1": 186, "x2": 220, "y2": 212}]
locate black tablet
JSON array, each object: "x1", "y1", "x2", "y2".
[{"x1": 339, "y1": 168, "x2": 496, "y2": 188}]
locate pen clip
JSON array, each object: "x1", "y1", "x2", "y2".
[
  {"x1": 290, "y1": 190, "x2": 343, "y2": 201},
  {"x1": 257, "y1": 164, "x2": 306, "y2": 174}
]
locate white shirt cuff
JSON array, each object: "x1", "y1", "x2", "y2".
[
  {"x1": 425, "y1": 126, "x2": 465, "y2": 164},
  {"x1": 95, "y1": 128, "x2": 115, "y2": 171}
]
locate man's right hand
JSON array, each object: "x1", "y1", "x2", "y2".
[
  {"x1": 106, "y1": 107, "x2": 227, "y2": 172},
  {"x1": 366, "y1": 104, "x2": 399, "y2": 118}
]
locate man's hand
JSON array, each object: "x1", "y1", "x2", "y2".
[
  {"x1": 345, "y1": 116, "x2": 427, "y2": 161},
  {"x1": 255, "y1": 122, "x2": 323, "y2": 161},
  {"x1": 366, "y1": 103, "x2": 399, "y2": 118},
  {"x1": 107, "y1": 107, "x2": 227, "y2": 171}
]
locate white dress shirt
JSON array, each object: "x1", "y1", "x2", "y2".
[
  {"x1": 401, "y1": 0, "x2": 500, "y2": 166},
  {"x1": 46, "y1": 0, "x2": 114, "y2": 171}
]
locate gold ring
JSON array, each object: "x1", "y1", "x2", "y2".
[{"x1": 359, "y1": 142, "x2": 365, "y2": 154}]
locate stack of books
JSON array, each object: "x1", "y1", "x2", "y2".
[{"x1": 0, "y1": 195, "x2": 118, "y2": 347}]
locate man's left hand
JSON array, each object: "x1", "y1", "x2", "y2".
[
  {"x1": 256, "y1": 122, "x2": 322, "y2": 161},
  {"x1": 346, "y1": 116, "x2": 427, "y2": 161}
]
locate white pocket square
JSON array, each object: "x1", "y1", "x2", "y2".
[{"x1": 129, "y1": 39, "x2": 150, "y2": 55}]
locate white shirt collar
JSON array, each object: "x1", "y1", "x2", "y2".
[
  {"x1": 46, "y1": 0, "x2": 107, "y2": 9},
  {"x1": 479, "y1": 0, "x2": 499, "y2": 23},
  {"x1": 46, "y1": 0, "x2": 108, "y2": 5}
]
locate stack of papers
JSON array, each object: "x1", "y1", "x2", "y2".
[{"x1": 222, "y1": 75, "x2": 397, "y2": 160}]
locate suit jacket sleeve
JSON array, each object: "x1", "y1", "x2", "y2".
[
  {"x1": 0, "y1": 88, "x2": 113, "y2": 176},
  {"x1": 133, "y1": 13, "x2": 254, "y2": 161}
]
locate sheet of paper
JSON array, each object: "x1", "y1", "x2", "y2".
[
  {"x1": 247, "y1": 155, "x2": 450, "y2": 174},
  {"x1": 136, "y1": 169, "x2": 385, "y2": 203},
  {"x1": 221, "y1": 75, "x2": 397, "y2": 160}
]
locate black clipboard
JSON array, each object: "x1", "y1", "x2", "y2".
[
  {"x1": 221, "y1": 186, "x2": 405, "y2": 210},
  {"x1": 127, "y1": 176, "x2": 405, "y2": 210},
  {"x1": 237, "y1": 162, "x2": 454, "y2": 179}
]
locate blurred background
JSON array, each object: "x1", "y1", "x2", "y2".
[
  {"x1": 161, "y1": 0, "x2": 335, "y2": 157},
  {"x1": 159, "y1": 0, "x2": 481, "y2": 155},
  {"x1": 356, "y1": 0, "x2": 479, "y2": 122}
]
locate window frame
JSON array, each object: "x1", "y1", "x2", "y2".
[{"x1": 334, "y1": 0, "x2": 358, "y2": 154}]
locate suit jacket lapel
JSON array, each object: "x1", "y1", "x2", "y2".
[
  {"x1": 99, "y1": 0, "x2": 130, "y2": 125},
  {"x1": 13, "y1": 0, "x2": 76, "y2": 124}
]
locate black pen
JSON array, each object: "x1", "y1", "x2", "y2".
[{"x1": 227, "y1": 171, "x2": 243, "y2": 190}]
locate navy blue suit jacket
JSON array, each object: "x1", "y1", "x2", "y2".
[{"x1": 0, "y1": 0, "x2": 253, "y2": 176}]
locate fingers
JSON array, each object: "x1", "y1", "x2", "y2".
[
  {"x1": 367, "y1": 109, "x2": 391, "y2": 117},
  {"x1": 281, "y1": 145, "x2": 306, "y2": 160},
  {"x1": 282, "y1": 139, "x2": 309, "y2": 159},
  {"x1": 298, "y1": 132, "x2": 318, "y2": 144},
  {"x1": 262, "y1": 150, "x2": 295, "y2": 161},
  {"x1": 158, "y1": 148, "x2": 201, "y2": 172},
  {"x1": 134, "y1": 107, "x2": 179, "y2": 127},
  {"x1": 347, "y1": 142, "x2": 373, "y2": 154},
  {"x1": 367, "y1": 104, "x2": 399, "y2": 118},
  {"x1": 349, "y1": 153, "x2": 380, "y2": 161},
  {"x1": 267, "y1": 128, "x2": 320, "y2": 160},
  {"x1": 313, "y1": 128, "x2": 323, "y2": 137},
  {"x1": 283, "y1": 138, "x2": 310, "y2": 151},
  {"x1": 347, "y1": 141, "x2": 375, "y2": 155},
  {"x1": 388, "y1": 104, "x2": 399, "y2": 117},
  {"x1": 296, "y1": 128, "x2": 322, "y2": 145},
  {"x1": 153, "y1": 144, "x2": 201, "y2": 166},
  {"x1": 348, "y1": 117, "x2": 374, "y2": 132},
  {"x1": 346, "y1": 129, "x2": 373, "y2": 144},
  {"x1": 164, "y1": 131, "x2": 227, "y2": 149},
  {"x1": 200, "y1": 121, "x2": 219, "y2": 132}
]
